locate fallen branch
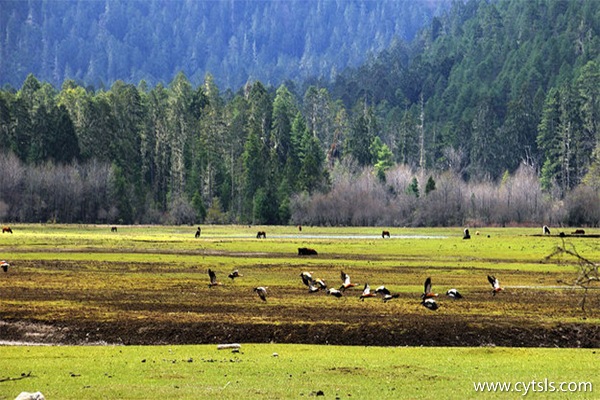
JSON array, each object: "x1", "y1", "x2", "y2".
[{"x1": 0, "y1": 371, "x2": 32, "y2": 382}]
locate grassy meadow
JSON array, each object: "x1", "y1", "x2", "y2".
[
  {"x1": 1, "y1": 344, "x2": 598, "y2": 399},
  {"x1": 0, "y1": 224, "x2": 599, "y2": 399}
]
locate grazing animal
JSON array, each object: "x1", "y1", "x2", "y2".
[
  {"x1": 488, "y1": 275, "x2": 503, "y2": 296},
  {"x1": 254, "y1": 286, "x2": 268, "y2": 301},
  {"x1": 195, "y1": 227, "x2": 201, "y2": 238},
  {"x1": 463, "y1": 228, "x2": 471, "y2": 239},
  {"x1": 421, "y1": 298, "x2": 439, "y2": 311},
  {"x1": 208, "y1": 269, "x2": 223, "y2": 287},
  {"x1": 326, "y1": 288, "x2": 343, "y2": 298},
  {"x1": 446, "y1": 288, "x2": 463, "y2": 299},
  {"x1": 421, "y1": 277, "x2": 438, "y2": 299},
  {"x1": 1, "y1": 260, "x2": 9, "y2": 273},
  {"x1": 339, "y1": 271, "x2": 359, "y2": 292},
  {"x1": 228, "y1": 269, "x2": 242, "y2": 281},
  {"x1": 382, "y1": 230, "x2": 390, "y2": 238},
  {"x1": 256, "y1": 231, "x2": 266, "y2": 239},
  {"x1": 543, "y1": 225, "x2": 551, "y2": 235},
  {"x1": 298, "y1": 225, "x2": 302, "y2": 232},
  {"x1": 110, "y1": 226, "x2": 117, "y2": 232},
  {"x1": 2, "y1": 226, "x2": 12, "y2": 234},
  {"x1": 298, "y1": 247, "x2": 318, "y2": 256},
  {"x1": 359, "y1": 283, "x2": 377, "y2": 301},
  {"x1": 374, "y1": 285, "x2": 399, "y2": 302},
  {"x1": 572, "y1": 229, "x2": 586, "y2": 235}
]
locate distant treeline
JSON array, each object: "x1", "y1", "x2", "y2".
[
  {"x1": 0, "y1": 0, "x2": 599, "y2": 226},
  {"x1": 0, "y1": 72, "x2": 598, "y2": 227}
]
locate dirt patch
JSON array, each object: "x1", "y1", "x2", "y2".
[{"x1": 1, "y1": 317, "x2": 598, "y2": 348}]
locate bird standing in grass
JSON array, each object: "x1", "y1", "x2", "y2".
[
  {"x1": 374, "y1": 286, "x2": 399, "y2": 302},
  {"x1": 208, "y1": 269, "x2": 223, "y2": 287},
  {"x1": 421, "y1": 298, "x2": 439, "y2": 310},
  {"x1": 254, "y1": 286, "x2": 268, "y2": 301},
  {"x1": 446, "y1": 288, "x2": 463, "y2": 299},
  {"x1": 300, "y1": 271, "x2": 313, "y2": 287},
  {"x1": 1, "y1": 260, "x2": 9, "y2": 273},
  {"x1": 488, "y1": 275, "x2": 503, "y2": 296}
]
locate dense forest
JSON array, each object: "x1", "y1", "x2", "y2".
[
  {"x1": 0, "y1": 0, "x2": 447, "y2": 90},
  {"x1": 0, "y1": 0, "x2": 599, "y2": 227}
]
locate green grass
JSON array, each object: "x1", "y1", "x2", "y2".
[
  {"x1": 0, "y1": 344, "x2": 598, "y2": 399},
  {"x1": 1, "y1": 224, "x2": 599, "y2": 399}
]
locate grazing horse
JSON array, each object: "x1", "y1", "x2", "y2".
[
  {"x1": 256, "y1": 231, "x2": 266, "y2": 239},
  {"x1": 381, "y1": 230, "x2": 390, "y2": 238},
  {"x1": 572, "y1": 229, "x2": 586, "y2": 235},
  {"x1": 195, "y1": 227, "x2": 201, "y2": 238},
  {"x1": 298, "y1": 247, "x2": 318, "y2": 256},
  {"x1": 2, "y1": 226, "x2": 12, "y2": 234},
  {"x1": 463, "y1": 228, "x2": 471, "y2": 239},
  {"x1": 110, "y1": 226, "x2": 117, "y2": 233},
  {"x1": 543, "y1": 225, "x2": 551, "y2": 235}
]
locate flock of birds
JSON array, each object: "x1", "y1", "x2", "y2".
[{"x1": 207, "y1": 267, "x2": 504, "y2": 310}]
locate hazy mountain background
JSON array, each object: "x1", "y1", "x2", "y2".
[{"x1": 0, "y1": 0, "x2": 449, "y2": 90}]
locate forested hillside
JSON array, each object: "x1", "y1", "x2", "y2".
[
  {"x1": 0, "y1": 0, "x2": 447, "y2": 90},
  {"x1": 0, "y1": 0, "x2": 599, "y2": 227}
]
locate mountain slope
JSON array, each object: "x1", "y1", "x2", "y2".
[{"x1": 0, "y1": 0, "x2": 449, "y2": 90}]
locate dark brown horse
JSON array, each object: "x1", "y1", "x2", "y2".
[
  {"x1": 572, "y1": 229, "x2": 586, "y2": 235},
  {"x1": 2, "y1": 226, "x2": 12, "y2": 234},
  {"x1": 110, "y1": 226, "x2": 118, "y2": 233},
  {"x1": 382, "y1": 230, "x2": 390, "y2": 238},
  {"x1": 256, "y1": 231, "x2": 266, "y2": 239}
]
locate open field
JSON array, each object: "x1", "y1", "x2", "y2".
[
  {"x1": 0, "y1": 224, "x2": 599, "y2": 398},
  {"x1": 1, "y1": 344, "x2": 598, "y2": 399},
  {"x1": 0, "y1": 224, "x2": 599, "y2": 347}
]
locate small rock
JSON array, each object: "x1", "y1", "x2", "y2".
[{"x1": 15, "y1": 392, "x2": 45, "y2": 400}]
